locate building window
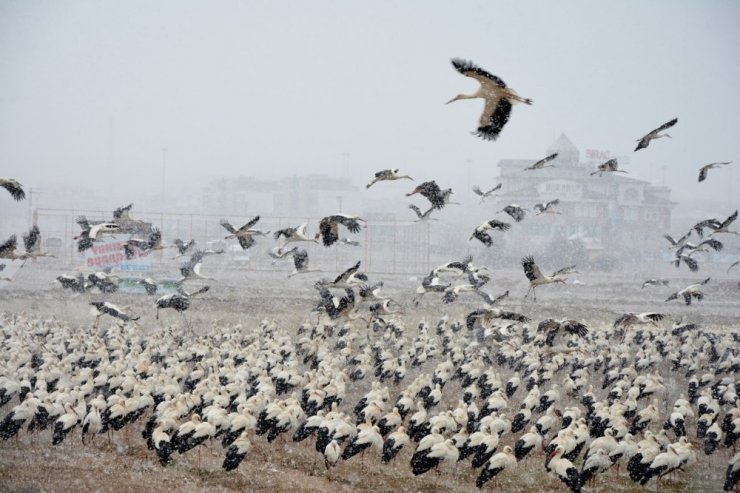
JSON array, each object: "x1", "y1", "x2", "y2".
[
  {"x1": 644, "y1": 208, "x2": 659, "y2": 221},
  {"x1": 624, "y1": 188, "x2": 639, "y2": 202},
  {"x1": 623, "y1": 207, "x2": 639, "y2": 221}
]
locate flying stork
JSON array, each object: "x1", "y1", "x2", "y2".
[
  {"x1": 698, "y1": 161, "x2": 731, "y2": 182},
  {"x1": 665, "y1": 277, "x2": 710, "y2": 305},
  {"x1": 0, "y1": 178, "x2": 25, "y2": 201},
  {"x1": 634, "y1": 118, "x2": 678, "y2": 151},
  {"x1": 498, "y1": 204, "x2": 528, "y2": 222},
  {"x1": 273, "y1": 223, "x2": 319, "y2": 245},
  {"x1": 470, "y1": 219, "x2": 510, "y2": 247},
  {"x1": 317, "y1": 214, "x2": 364, "y2": 247},
  {"x1": 287, "y1": 249, "x2": 320, "y2": 277},
  {"x1": 179, "y1": 250, "x2": 217, "y2": 282},
  {"x1": 447, "y1": 58, "x2": 532, "y2": 141},
  {"x1": 708, "y1": 210, "x2": 739, "y2": 236},
  {"x1": 534, "y1": 199, "x2": 561, "y2": 215},
  {"x1": 220, "y1": 216, "x2": 267, "y2": 250},
  {"x1": 613, "y1": 312, "x2": 664, "y2": 331},
  {"x1": 642, "y1": 279, "x2": 669, "y2": 289},
  {"x1": 75, "y1": 216, "x2": 121, "y2": 252},
  {"x1": 366, "y1": 169, "x2": 413, "y2": 188},
  {"x1": 472, "y1": 183, "x2": 502, "y2": 203},
  {"x1": 89, "y1": 301, "x2": 139, "y2": 328},
  {"x1": 329, "y1": 260, "x2": 367, "y2": 288},
  {"x1": 155, "y1": 286, "x2": 210, "y2": 319},
  {"x1": 525, "y1": 153, "x2": 558, "y2": 171},
  {"x1": 123, "y1": 228, "x2": 165, "y2": 259},
  {"x1": 521, "y1": 255, "x2": 566, "y2": 301},
  {"x1": 408, "y1": 204, "x2": 437, "y2": 222},
  {"x1": 406, "y1": 181, "x2": 450, "y2": 210},
  {"x1": 590, "y1": 158, "x2": 627, "y2": 177},
  {"x1": 172, "y1": 238, "x2": 196, "y2": 259},
  {"x1": 267, "y1": 245, "x2": 298, "y2": 264}
]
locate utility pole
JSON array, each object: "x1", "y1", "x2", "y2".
[{"x1": 161, "y1": 148, "x2": 167, "y2": 205}]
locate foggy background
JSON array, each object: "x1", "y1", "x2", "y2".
[{"x1": 1, "y1": 1, "x2": 739, "y2": 253}]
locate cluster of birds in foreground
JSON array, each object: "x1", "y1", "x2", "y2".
[{"x1": 1, "y1": 57, "x2": 739, "y2": 491}]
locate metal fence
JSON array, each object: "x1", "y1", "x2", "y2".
[{"x1": 33, "y1": 208, "x2": 431, "y2": 275}]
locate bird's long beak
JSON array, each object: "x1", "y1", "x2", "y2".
[{"x1": 445, "y1": 96, "x2": 459, "y2": 104}]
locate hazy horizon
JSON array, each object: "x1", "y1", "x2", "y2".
[{"x1": 2, "y1": 1, "x2": 739, "y2": 220}]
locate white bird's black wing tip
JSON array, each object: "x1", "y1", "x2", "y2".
[
  {"x1": 450, "y1": 58, "x2": 506, "y2": 87},
  {"x1": 2, "y1": 181, "x2": 26, "y2": 201}
]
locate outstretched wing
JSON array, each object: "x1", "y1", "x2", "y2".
[
  {"x1": 333, "y1": 260, "x2": 361, "y2": 284},
  {"x1": 472, "y1": 185, "x2": 484, "y2": 197},
  {"x1": 521, "y1": 255, "x2": 543, "y2": 282},
  {"x1": 332, "y1": 215, "x2": 362, "y2": 234},
  {"x1": 113, "y1": 203, "x2": 133, "y2": 220},
  {"x1": 23, "y1": 225, "x2": 41, "y2": 253},
  {"x1": 719, "y1": 210, "x2": 738, "y2": 229},
  {"x1": 472, "y1": 229, "x2": 492, "y2": 247},
  {"x1": 220, "y1": 219, "x2": 237, "y2": 234},
  {"x1": 451, "y1": 58, "x2": 507, "y2": 88},
  {"x1": 0, "y1": 235, "x2": 18, "y2": 257},
  {"x1": 319, "y1": 218, "x2": 338, "y2": 247},
  {"x1": 1, "y1": 179, "x2": 25, "y2": 201},
  {"x1": 244, "y1": 215, "x2": 261, "y2": 230},
  {"x1": 653, "y1": 118, "x2": 678, "y2": 133},
  {"x1": 237, "y1": 235, "x2": 255, "y2": 250},
  {"x1": 476, "y1": 98, "x2": 511, "y2": 141}
]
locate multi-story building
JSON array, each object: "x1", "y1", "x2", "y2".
[{"x1": 494, "y1": 134, "x2": 675, "y2": 259}]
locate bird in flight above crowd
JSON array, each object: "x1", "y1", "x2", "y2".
[{"x1": 447, "y1": 58, "x2": 532, "y2": 141}]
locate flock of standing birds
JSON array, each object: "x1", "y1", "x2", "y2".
[{"x1": 1, "y1": 58, "x2": 740, "y2": 492}]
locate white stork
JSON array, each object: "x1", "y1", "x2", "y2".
[
  {"x1": 525, "y1": 153, "x2": 558, "y2": 171},
  {"x1": 642, "y1": 279, "x2": 669, "y2": 289},
  {"x1": 472, "y1": 183, "x2": 502, "y2": 203},
  {"x1": 521, "y1": 255, "x2": 566, "y2": 301},
  {"x1": 329, "y1": 260, "x2": 367, "y2": 288},
  {"x1": 22, "y1": 225, "x2": 53, "y2": 259},
  {"x1": 273, "y1": 223, "x2": 319, "y2": 245},
  {"x1": 89, "y1": 301, "x2": 139, "y2": 328},
  {"x1": 591, "y1": 158, "x2": 627, "y2": 177},
  {"x1": 470, "y1": 219, "x2": 511, "y2": 247},
  {"x1": 725, "y1": 452, "x2": 740, "y2": 492},
  {"x1": 408, "y1": 204, "x2": 437, "y2": 222},
  {"x1": 172, "y1": 238, "x2": 196, "y2": 258},
  {"x1": 75, "y1": 216, "x2": 121, "y2": 252},
  {"x1": 665, "y1": 277, "x2": 710, "y2": 305},
  {"x1": 709, "y1": 210, "x2": 739, "y2": 236},
  {"x1": 220, "y1": 216, "x2": 267, "y2": 250},
  {"x1": 155, "y1": 286, "x2": 210, "y2": 319},
  {"x1": 123, "y1": 228, "x2": 164, "y2": 259},
  {"x1": 547, "y1": 445, "x2": 582, "y2": 493},
  {"x1": 534, "y1": 199, "x2": 561, "y2": 215},
  {"x1": 634, "y1": 118, "x2": 678, "y2": 151},
  {"x1": 476, "y1": 446, "x2": 516, "y2": 488},
  {"x1": 406, "y1": 181, "x2": 451, "y2": 210},
  {"x1": 613, "y1": 312, "x2": 664, "y2": 331},
  {"x1": 0, "y1": 178, "x2": 25, "y2": 201},
  {"x1": 179, "y1": 250, "x2": 217, "y2": 282},
  {"x1": 698, "y1": 161, "x2": 731, "y2": 182},
  {"x1": 447, "y1": 58, "x2": 532, "y2": 141},
  {"x1": 318, "y1": 214, "x2": 364, "y2": 247},
  {"x1": 366, "y1": 169, "x2": 413, "y2": 188},
  {"x1": 498, "y1": 204, "x2": 528, "y2": 222},
  {"x1": 287, "y1": 248, "x2": 320, "y2": 277}
]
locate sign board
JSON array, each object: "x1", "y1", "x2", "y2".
[{"x1": 83, "y1": 235, "x2": 151, "y2": 272}]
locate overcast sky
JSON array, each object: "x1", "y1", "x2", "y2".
[{"x1": 1, "y1": 0, "x2": 738, "y2": 214}]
